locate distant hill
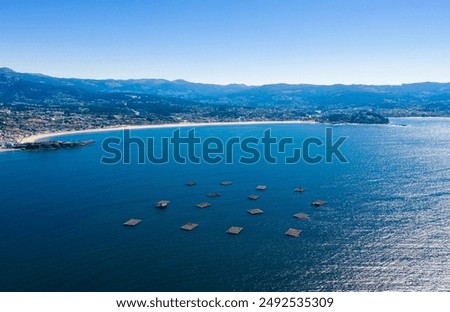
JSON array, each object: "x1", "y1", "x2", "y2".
[
  {"x1": 0, "y1": 67, "x2": 200, "y2": 115},
  {"x1": 2, "y1": 67, "x2": 450, "y2": 115}
]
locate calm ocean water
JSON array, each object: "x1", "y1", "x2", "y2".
[{"x1": 1, "y1": 118, "x2": 450, "y2": 291}]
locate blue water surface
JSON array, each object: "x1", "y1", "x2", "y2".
[{"x1": 1, "y1": 118, "x2": 450, "y2": 291}]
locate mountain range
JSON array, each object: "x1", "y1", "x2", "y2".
[{"x1": 2, "y1": 67, "x2": 450, "y2": 115}]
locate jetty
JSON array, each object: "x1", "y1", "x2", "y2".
[
  {"x1": 185, "y1": 181, "x2": 196, "y2": 186},
  {"x1": 294, "y1": 187, "x2": 305, "y2": 193},
  {"x1": 285, "y1": 228, "x2": 302, "y2": 237},
  {"x1": 196, "y1": 202, "x2": 212, "y2": 208},
  {"x1": 155, "y1": 200, "x2": 170, "y2": 208},
  {"x1": 293, "y1": 213, "x2": 310, "y2": 219},
  {"x1": 248, "y1": 208, "x2": 264, "y2": 215},
  {"x1": 180, "y1": 223, "x2": 198, "y2": 231},
  {"x1": 227, "y1": 226, "x2": 243, "y2": 235},
  {"x1": 248, "y1": 194, "x2": 260, "y2": 200},
  {"x1": 256, "y1": 185, "x2": 267, "y2": 190},
  {"x1": 10, "y1": 140, "x2": 95, "y2": 151},
  {"x1": 123, "y1": 219, "x2": 142, "y2": 226},
  {"x1": 312, "y1": 200, "x2": 326, "y2": 207},
  {"x1": 207, "y1": 192, "x2": 221, "y2": 198},
  {"x1": 220, "y1": 181, "x2": 232, "y2": 186}
]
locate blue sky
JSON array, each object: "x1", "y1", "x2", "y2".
[{"x1": 1, "y1": 0, "x2": 449, "y2": 85}]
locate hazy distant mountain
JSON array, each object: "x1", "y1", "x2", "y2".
[
  {"x1": 2, "y1": 67, "x2": 450, "y2": 114},
  {"x1": 0, "y1": 67, "x2": 247, "y2": 101},
  {"x1": 0, "y1": 67, "x2": 200, "y2": 115}
]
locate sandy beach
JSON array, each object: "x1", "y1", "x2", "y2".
[{"x1": 19, "y1": 120, "x2": 317, "y2": 144}]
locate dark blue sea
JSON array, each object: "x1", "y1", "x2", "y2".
[{"x1": 1, "y1": 118, "x2": 450, "y2": 291}]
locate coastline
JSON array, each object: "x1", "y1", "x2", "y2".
[
  {"x1": 20, "y1": 120, "x2": 317, "y2": 144},
  {"x1": 4, "y1": 116, "x2": 445, "y2": 151}
]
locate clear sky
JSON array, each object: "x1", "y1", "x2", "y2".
[{"x1": 1, "y1": 0, "x2": 449, "y2": 85}]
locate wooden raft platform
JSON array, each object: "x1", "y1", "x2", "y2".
[
  {"x1": 185, "y1": 181, "x2": 197, "y2": 186},
  {"x1": 294, "y1": 187, "x2": 305, "y2": 192},
  {"x1": 180, "y1": 223, "x2": 198, "y2": 231},
  {"x1": 227, "y1": 226, "x2": 243, "y2": 235},
  {"x1": 206, "y1": 192, "x2": 221, "y2": 198},
  {"x1": 248, "y1": 208, "x2": 264, "y2": 215},
  {"x1": 123, "y1": 219, "x2": 142, "y2": 226},
  {"x1": 285, "y1": 228, "x2": 302, "y2": 237},
  {"x1": 220, "y1": 181, "x2": 233, "y2": 186},
  {"x1": 196, "y1": 202, "x2": 212, "y2": 208},
  {"x1": 155, "y1": 200, "x2": 170, "y2": 208},
  {"x1": 311, "y1": 200, "x2": 326, "y2": 207},
  {"x1": 248, "y1": 194, "x2": 260, "y2": 200},
  {"x1": 293, "y1": 213, "x2": 310, "y2": 219},
  {"x1": 256, "y1": 185, "x2": 267, "y2": 191}
]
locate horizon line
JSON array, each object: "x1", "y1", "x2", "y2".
[{"x1": 2, "y1": 66, "x2": 450, "y2": 88}]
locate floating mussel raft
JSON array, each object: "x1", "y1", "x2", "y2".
[
  {"x1": 227, "y1": 226, "x2": 243, "y2": 235},
  {"x1": 155, "y1": 200, "x2": 170, "y2": 208},
  {"x1": 123, "y1": 219, "x2": 142, "y2": 226},
  {"x1": 180, "y1": 223, "x2": 198, "y2": 231},
  {"x1": 196, "y1": 202, "x2": 212, "y2": 208},
  {"x1": 285, "y1": 228, "x2": 302, "y2": 237},
  {"x1": 248, "y1": 208, "x2": 264, "y2": 215}
]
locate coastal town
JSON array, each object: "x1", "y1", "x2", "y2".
[
  {"x1": 0, "y1": 100, "x2": 389, "y2": 148},
  {"x1": 0, "y1": 103, "x2": 314, "y2": 146},
  {"x1": 0, "y1": 67, "x2": 396, "y2": 148}
]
